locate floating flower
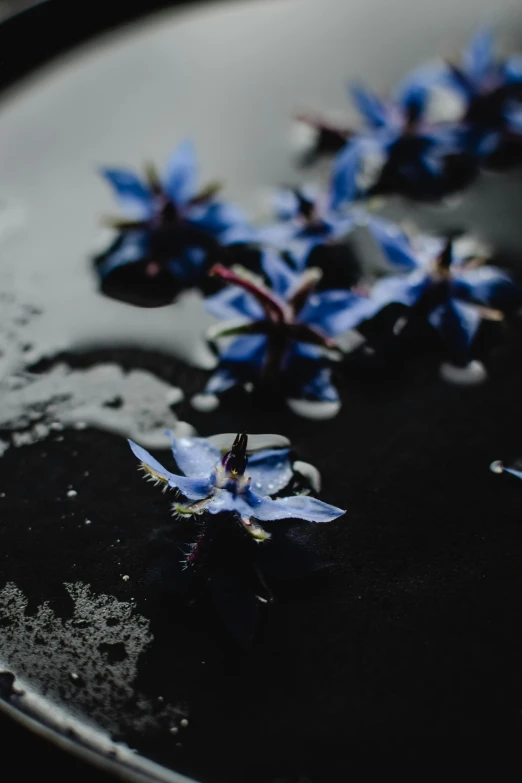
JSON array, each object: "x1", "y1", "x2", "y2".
[
  {"x1": 330, "y1": 83, "x2": 463, "y2": 206},
  {"x1": 364, "y1": 226, "x2": 520, "y2": 376},
  {"x1": 256, "y1": 185, "x2": 357, "y2": 270},
  {"x1": 440, "y1": 29, "x2": 522, "y2": 158},
  {"x1": 200, "y1": 250, "x2": 373, "y2": 412},
  {"x1": 129, "y1": 432, "x2": 344, "y2": 544},
  {"x1": 95, "y1": 140, "x2": 247, "y2": 290}
]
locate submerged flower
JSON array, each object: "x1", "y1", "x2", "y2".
[
  {"x1": 364, "y1": 226, "x2": 519, "y2": 371},
  {"x1": 201, "y1": 250, "x2": 372, "y2": 408},
  {"x1": 129, "y1": 432, "x2": 344, "y2": 543},
  {"x1": 95, "y1": 140, "x2": 246, "y2": 287}
]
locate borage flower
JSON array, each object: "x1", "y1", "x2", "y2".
[
  {"x1": 440, "y1": 29, "x2": 522, "y2": 158},
  {"x1": 330, "y1": 83, "x2": 463, "y2": 205},
  {"x1": 199, "y1": 251, "x2": 372, "y2": 415},
  {"x1": 129, "y1": 432, "x2": 344, "y2": 545},
  {"x1": 95, "y1": 140, "x2": 246, "y2": 296},
  {"x1": 365, "y1": 226, "x2": 520, "y2": 380},
  {"x1": 256, "y1": 185, "x2": 357, "y2": 271}
]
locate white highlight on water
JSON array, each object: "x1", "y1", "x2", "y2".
[
  {"x1": 286, "y1": 398, "x2": 341, "y2": 420},
  {"x1": 439, "y1": 360, "x2": 487, "y2": 386},
  {"x1": 0, "y1": 363, "x2": 194, "y2": 456}
]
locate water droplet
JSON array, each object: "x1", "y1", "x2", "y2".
[
  {"x1": 169, "y1": 726, "x2": 179, "y2": 735},
  {"x1": 489, "y1": 460, "x2": 504, "y2": 475},
  {"x1": 84, "y1": 518, "x2": 92, "y2": 525},
  {"x1": 180, "y1": 718, "x2": 189, "y2": 728},
  {"x1": 122, "y1": 575, "x2": 130, "y2": 582},
  {"x1": 67, "y1": 489, "x2": 77, "y2": 498}
]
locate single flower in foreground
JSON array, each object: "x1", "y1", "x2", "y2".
[{"x1": 129, "y1": 432, "x2": 345, "y2": 544}]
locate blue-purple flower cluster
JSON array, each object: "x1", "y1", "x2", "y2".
[
  {"x1": 93, "y1": 29, "x2": 521, "y2": 414},
  {"x1": 301, "y1": 29, "x2": 522, "y2": 203}
]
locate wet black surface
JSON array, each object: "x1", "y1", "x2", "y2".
[{"x1": 3, "y1": 331, "x2": 522, "y2": 781}]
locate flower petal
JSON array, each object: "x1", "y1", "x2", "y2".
[
  {"x1": 299, "y1": 366, "x2": 339, "y2": 403},
  {"x1": 96, "y1": 231, "x2": 149, "y2": 279},
  {"x1": 206, "y1": 490, "x2": 270, "y2": 540},
  {"x1": 128, "y1": 440, "x2": 213, "y2": 499},
  {"x1": 298, "y1": 290, "x2": 373, "y2": 336},
  {"x1": 273, "y1": 188, "x2": 300, "y2": 220},
  {"x1": 260, "y1": 250, "x2": 299, "y2": 297},
  {"x1": 204, "y1": 368, "x2": 239, "y2": 395},
  {"x1": 367, "y1": 217, "x2": 420, "y2": 271},
  {"x1": 190, "y1": 201, "x2": 248, "y2": 237},
  {"x1": 220, "y1": 334, "x2": 268, "y2": 365},
  {"x1": 367, "y1": 271, "x2": 431, "y2": 312},
  {"x1": 331, "y1": 136, "x2": 385, "y2": 207},
  {"x1": 452, "y1": 266, "x2": 518, "y2": 307},
  {"x1": 162, "y1": 140, "x2": 197, "y2": 205},
  {"x1": 463, "y1": 28, "x2": 495, "y2": 85},
  {"x1": 166, "y1": 434, "x2": 221, "y2": 478},
  {"x1": 244, "y1": 488, "x2": 345, "y2": 523},
  {"x1": 247, "y1": 448, "x2": 293, "y2": 496},
  {"x1": 428, "y1": 299, "x2": 481, "y2": 354},
  {"x1": 100, "y1": 168, "x2": 153, "y2": 220},
  {"x1": 394, "y1": 60, "x2": 448, "y2": 115},
  {"x1": 349, "y1": 84, "x2": 389, "y2": 128},
  {"x1": 205, "y1": 287, "x2": 265, "y2": 321},
  {"x1": 505, "y1": 54, "x2": 522, "y2": 84}
]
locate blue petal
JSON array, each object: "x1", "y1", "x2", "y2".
[
  {"x1": 505, "y1": 105, "x2": 522, "y2": 135},
  {"x1": 244, "y1": 487, "x2": 345, "y2": 523},
  {"x1": 428, "y1": 299, "x2": 481, "y2": 354},
  {"x1": 162, "y1": 140, "x2": 197, "y2": 205},
  {"x1": 368, "y1": 217, "x2": 420, "y2": 271},
  {"x1": 260, "y1": 250, "x2": 299, "y2": 297},
  {"x1": 452, "y1": 266, "x2": 516, "y2": 306},
  {"x1": 299, "y1": 367, "x2": 339, "y2": 403},
  {"x1": 273, "y1": 188, "x2": 300, "y2": 220},
  {"x1": 247, "y1": 448, "x2": 292, "y2": 495},
  {"x1": 331, "y1": 136, "x2": 385, "y2": 208},
  {"x1": 100, "y1": 168, "x2": 152, "y2": 220},
  {"x1": 205, "y1": 287, "x2": 264, "y2": 321},
  {"x1": 206, "y1": 489, "x2": 255, "y2": 519},
  {"x1": 220, "y1": 334, "x2": 267, "y2": 365},
  {"x1": 367, "y1": 272, "x2": 431, "y2": 311},
  {"x1": 255, "y1": 223, "x2": 298, "y2": 248},
  {"x1": 394, "y1": 61, "x2": 448, "y2": 111},
  {"x1": 299, "y1": 290, "x2": 373, "y2": 336},
  {"x1": 505, "y1": 55, "x2": 522, "y2": 84},
  {"x1": 504, "y1": 467, "x2": 522, "y2": 480},
  {"x1": 96, "y1": 231, "x2": 149, "y2": 279},
  {"x1": 166, "y1": 434, "x2": 221, "y2": 478},
  {"x1": 189, "y1": 202, "x2": 248, "y2": 237},
  {"x1": 204, "y1": 368, "x2": 239, "y2": 395},
  {"x1": 463, "y1": 28, "x2": 495, "y2": 85},
  {"x1": 350, "y1": 84, "x2": 389, "y2": 128},
  {"x1": 128, "y1": 440, "x2": 213, "y2": 499}
]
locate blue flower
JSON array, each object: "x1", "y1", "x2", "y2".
[
  {"x1": 331, "y1": 83, "x2": 461, "y2": 207},
  {"x1": 440, "y1": 29, "x2": 522, "y2": 158},
  {"x1": 96, "y1": 140, "x2": 247, "y2": 285},
  {"x1": 256, "y1": 186, "x2": 357, "y2": 270},
  {"x1": 129, "y1": 432, "x2": 345, "y2": 543},
  {"x1": 202, "y1": 250, "x2": 373, "y2": 405},
  {"x1": 365, "y1": 226, "x2": 519, "y2": 365}
]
